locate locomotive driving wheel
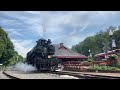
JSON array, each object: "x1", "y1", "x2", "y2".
[{"x1": 50, "y1": 66, "x2": 56, "y2": 72}]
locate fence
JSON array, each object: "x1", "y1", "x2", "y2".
[{"x1": 63, "y1": 60, "x2": 113, "y2": 72}]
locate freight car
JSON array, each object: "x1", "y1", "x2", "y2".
[{"x1": 26, "y1": 38, "x2": 61, "y2": 71}]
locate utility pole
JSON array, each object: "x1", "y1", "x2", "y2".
[
  {"x1": 109, "y1": 29, "x2": 117, "y2": 67},
  {"x1": 102, "y1": 42, "x2": 110, "y2": 59},
  {"x1": 88, "y1": 49, "x2": 92, "y2": 59},
  {"x1": 109, "y1": 29, "x2": 116, "y2": 53}
]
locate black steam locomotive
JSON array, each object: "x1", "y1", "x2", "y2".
[{"x1": 26, "y1": 38, "x2": 60, "y2": 71}]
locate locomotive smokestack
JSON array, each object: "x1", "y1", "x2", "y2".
[{"x1": 60, "y1": 43, "x2": 64, "y2": 47}]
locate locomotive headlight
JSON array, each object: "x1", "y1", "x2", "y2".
[{"x1": 48, "y1": 55, "x2": 52, "y2": 58}]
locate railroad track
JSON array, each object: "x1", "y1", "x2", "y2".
[
  {"x1": 2, "y1": 70, "x2": 120, "y2": 79},
  {"x1": 2, "y1": 70, "x2": 20, "y2": 79},
  {"x1": 50, "y1": 71, "x2": 120, "y2": 79}
]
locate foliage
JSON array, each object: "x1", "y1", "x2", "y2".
[
  {"x1": 87, "y1": 58, "x2": 94, "y2": 62},
  {"x1": 71, "y1": 25, "x2": 120, "y2": 57},
  {"x1": 108, "y1": 54, "x2": 118, "y2": 60},
  {"x1": 0, "y1": 26, "x2": 24, "y2": 66},
  {"x1": 89, "y1": 65, "x2": 120, "y2": 71},
  {"x1": 82, "y1": 61, "x2": 89, "y2": 63},
  {"x1": 117, "y1": 61, "x2": 120, "y2": 68}
]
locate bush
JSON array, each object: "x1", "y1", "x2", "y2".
[
  {"x1": 108, "y1": 54, "x2": 118, "y2": 60},
  {"x1": 3, "y1": 54, "x2": 24, "y2": 66},
  {"x1": 89, "y1": 65, "x2": 102, "y2": 70},
  {"x1": 87, "y1": 58, "x2": 94, "y2": 62},
  {"x1": 111, "y1": 67, "x2": 120, "y2": 71},
  {"x1": 89, "y1": 65, "x2": 120, "y2": 71},
  {"x1": 117, "y1": 61, "x2": 120, "y2": 68}
]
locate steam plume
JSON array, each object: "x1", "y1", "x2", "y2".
[{"x1": 14, "y1": 62, "x2": 37, "y2": 73}]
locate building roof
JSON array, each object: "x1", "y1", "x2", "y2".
[
  {"x1": 95, "y1": 49, "x2": 119, "y2": 57},
  {"x1": 52, "y1": 44, "x2": 87, "y2": 59}
]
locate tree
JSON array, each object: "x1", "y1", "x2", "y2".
[
  {"x1": 71, "y1": 25, "x2": 120, "y2": 59},
  {"x1": 0, "y1": 27, "x2": 23, "y2": 66}
]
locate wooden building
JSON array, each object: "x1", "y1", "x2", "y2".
[
  {"x1": 95, "y1": 49, "x2": 120, "y2": 61},
  {"x1": 53, "y1": 43, "x2": 88, "y2": 63}
]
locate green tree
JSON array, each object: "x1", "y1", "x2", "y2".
[
  {"x1": 71, "y1": 25, "x2": 120, "y2": 59},
  {"x1": 0, "y1": 26, "x2": 23, "y2": 66}
]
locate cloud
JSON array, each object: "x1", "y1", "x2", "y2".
[
  {"x1": 1, "y1": 11, "x2": 120, "y2": 57},
  {"x1": 5, "y1": 29, "x2": 23, "y2": 36},
  {"x1": 11, "y1": 39, "x2": 34, "y2": 57}
]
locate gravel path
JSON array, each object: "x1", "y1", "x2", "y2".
[
  {"x1": 0, "y1": 71, "x2": 10, "y2": 79},
  {"x1": 4, "y1": 70, "x2": 79, "y2": 79}
]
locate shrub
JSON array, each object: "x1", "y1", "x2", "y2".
[
  {"x1": 89, "y1": 65, "x2": 120, "y2": 71},
  {"x1": 111, "y1": 67, "x2": 120, "y2": 71},
  {"x1": 117, "y1": 61, "x2": 120, "y2": 68},
  {"x1": 87, "y1": 58, "x2": 94, "y2": 62},
  {"x1": 108, "y1": 54, "x2": 118, "y2": 60}
]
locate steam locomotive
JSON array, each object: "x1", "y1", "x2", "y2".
[{"x1": 26, "y1": 38, "x2": 60, "y2": 71}]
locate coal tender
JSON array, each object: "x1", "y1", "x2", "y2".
[{"x1": 26, "y1": 38, "x2": 60, "y2": 71}]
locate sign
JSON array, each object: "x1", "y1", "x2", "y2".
[
  {"x1": 112, "y1": 39, "x2": 116, "y2": 47},
  {"x1": 102, "y1": 42, "x2": 110, "y2": 51}
]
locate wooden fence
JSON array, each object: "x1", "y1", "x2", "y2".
[{"x1": 62, "y1": 60, "x2": 113, "y2": 71}]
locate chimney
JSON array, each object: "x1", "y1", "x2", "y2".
[{"x1": 60, "y1": 43, "x2": 64, "y2": 47}]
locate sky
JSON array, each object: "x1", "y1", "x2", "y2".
[{"x1": 0, "y1": 11, "x2": 120, "y2": 57}]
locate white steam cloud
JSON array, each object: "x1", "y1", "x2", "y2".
[
  {"x1": 56, "y1": 64, "x2": 64, "y2": 71},
  {"x1": 14, "y1": 62, "x2": 37, "y2": 72}
]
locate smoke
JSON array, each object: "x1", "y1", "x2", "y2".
[
  {"x1": 42, "y1": 12, "x2": 48, "y2": 39},
  {"x1": 42, "y1": 18, "x2": 46, "y2": 39},
  {"x1": 14, "y1": 62, "x2": 37, "y2": 73},
  {"x1": 56, "y1": 64, "x2": 64, "y2": 71}
]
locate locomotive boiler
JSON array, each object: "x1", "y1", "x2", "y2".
[{"x1": 26, "y1": 38, "x2": 60, "y2": 71}]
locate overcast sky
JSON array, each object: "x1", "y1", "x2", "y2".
[{"x1": 0, "y1": 11, "x2": 120, "y2": 57}]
